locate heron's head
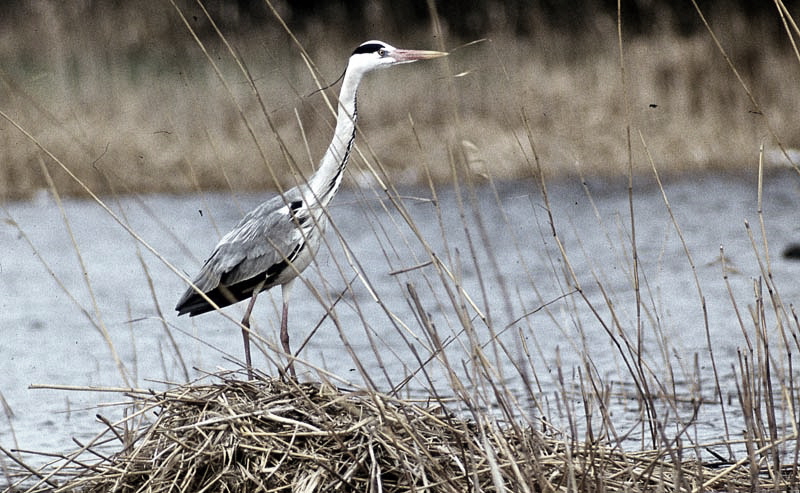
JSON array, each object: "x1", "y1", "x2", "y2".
[{"x1": 348, "y1": 40, "x2": 447, "y2": 74}]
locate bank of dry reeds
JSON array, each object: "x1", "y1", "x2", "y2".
[{"x1": 1, "y1": 2, "x2": 799, "y2": 201}]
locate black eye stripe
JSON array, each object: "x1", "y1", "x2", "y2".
[{"x1": 352, "y1": 43, "x2": 386, "y2": 55}]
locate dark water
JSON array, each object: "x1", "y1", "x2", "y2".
[{"x1": 2, "y1": 173, "x2": 799, "y2": 463}]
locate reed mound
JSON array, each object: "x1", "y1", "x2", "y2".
[
  {"x1": 46, "y1": 372, "x2": 545, "y2": 492},
  {"x1": 5, "y1": 370, "x2": 795, "y2": 492}
]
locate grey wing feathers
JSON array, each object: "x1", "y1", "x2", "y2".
[
  {"x1": 210, "y1": 195, "x2": 301, "y2": 285},
  {"x1": 175, "y1": 189, "x2": 308, "y2": 314}
]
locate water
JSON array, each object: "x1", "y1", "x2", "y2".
[{"x1": 2, "y1": 172, "x2": 799, "y2": 464}]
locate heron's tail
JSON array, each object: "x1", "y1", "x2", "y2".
[{"x1": 175, "y1": 272, "x2": 269, "y2": 317}]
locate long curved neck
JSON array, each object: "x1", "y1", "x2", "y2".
[{"x1": 307, "y1": 67, "x2": 363, "y2": 205}]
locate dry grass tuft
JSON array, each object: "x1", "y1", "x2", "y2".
[
  {"x1": 4, "y1": 370, "x2": 797, "y2": 492},
  {"x1": 26, "y1": 371, "x2": 543, "y2": 492}
]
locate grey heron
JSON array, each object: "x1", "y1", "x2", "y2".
[{"x1": 175, "y1": 40, "x2": 446, "y2": 377}]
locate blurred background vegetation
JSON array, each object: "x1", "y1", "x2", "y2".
[{"x1": 0, "y1": 0, "x2": 798, "y2": 200}]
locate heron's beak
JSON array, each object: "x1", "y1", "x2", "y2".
[{"x1": 392, "y1": 49, "x2": 448, "y2": 63}]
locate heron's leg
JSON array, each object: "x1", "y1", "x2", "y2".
[
  {"x1": 240, "y1": 280, "x2": 266, "y2": 379},
  {"x1": 280, "y1": 280, "x2": 296, "y2": 378}
]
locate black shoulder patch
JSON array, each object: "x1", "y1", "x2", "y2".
[
  {"x1": 352, "y1": 42, "x2": 385, "y2": 55},
  {"x1": 288, "y1": 200, "x2": 309, "y2": 225}
]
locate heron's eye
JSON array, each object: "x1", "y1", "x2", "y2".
[{"x1": 378, "y1": 48, "x2": 388, "y2": 57}]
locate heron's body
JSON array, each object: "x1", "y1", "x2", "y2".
[
  {"x1": 175, "y1": 40, "x2": 446, "y2": 376},
  {"x1": 174, "y1": 185, "x2": 325, "y2": 317}
]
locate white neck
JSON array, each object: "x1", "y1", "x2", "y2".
[{"x1": 307, "y1": 67, "x2": 363, "y2": 205}]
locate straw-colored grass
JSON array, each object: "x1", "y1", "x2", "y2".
[{"x1": 4, "y1": 370, "x2": 797, "y2": 492}]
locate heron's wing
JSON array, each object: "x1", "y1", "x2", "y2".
[
  {"x1": 219, "y1": 207, "x2": 307, "y2": 282},
  {"x1": 204, "y1": 191, "x2": 309, "y2": 286},
  {"x1": 175, "y1": 189, "x2": 311, "y2": 313}
]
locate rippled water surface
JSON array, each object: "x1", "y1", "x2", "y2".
[{"x1": 2, "y1": 173, "x2": 799, "y2": 463}]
